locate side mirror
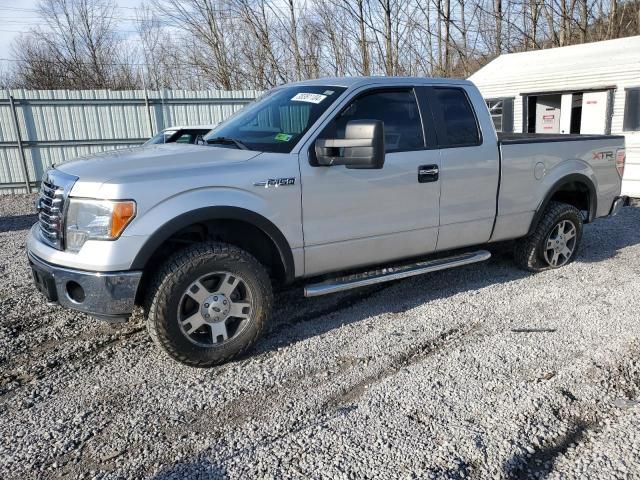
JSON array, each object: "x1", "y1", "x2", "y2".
[
  {"x1": 315, "y1": 120, "x2": 385, "y2": 169},
  {"x1": 195, "y1": 135, "x2": 206, "y2": 145}
]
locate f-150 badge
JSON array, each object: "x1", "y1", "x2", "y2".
[{"x1": 254, "y1": 178, "x2": 296, "y2": 188}]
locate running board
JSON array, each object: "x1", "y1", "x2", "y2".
[{"x1": 304, "y1": 250, "x2": 491, "y2": 297}]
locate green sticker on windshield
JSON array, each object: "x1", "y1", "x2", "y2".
[{"x1": 275, "y1": 133, "x2": 293, "y2": 142}]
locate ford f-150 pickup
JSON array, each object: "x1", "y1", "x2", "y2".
[{"x1": 27, "y1": 77, "x2": 628, "y2": 366}]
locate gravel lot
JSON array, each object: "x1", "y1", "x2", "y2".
[{"x1": 1, "y1": 194, "x2": 639, "y2": 480}]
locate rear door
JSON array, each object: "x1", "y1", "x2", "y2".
[
  {"x1": 299, "y1": 86, "x2": 442, "y2": 276},
  {"x1": 424, "y1": 86, "x2": 500, "y2": 250}
]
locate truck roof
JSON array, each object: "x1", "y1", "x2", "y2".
[{"x1": 289, "y1": 76, "x2": 474, "y2": 89}]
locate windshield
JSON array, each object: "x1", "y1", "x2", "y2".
[
  {"x1": 204, "y1": 85, "x2": 347, "y2": 153},
  {"x1": 144, "y1": 130, "x2": 178, "y2": 145}
]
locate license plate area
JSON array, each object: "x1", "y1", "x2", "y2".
[{"x1": 31, "y1": 264, "x2": 58, "y2": 302}]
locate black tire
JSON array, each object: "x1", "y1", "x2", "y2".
[
  {"x1": 514, "y1": 201, "x2": 583, "y2": 272},
  {"x1": 146, "y1": 241, "x2": 273, "y2": 367}
]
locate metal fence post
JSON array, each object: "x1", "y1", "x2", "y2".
[
  {"x1": 144, "y1": 89, "x2": 154, "y2": 137},
  {"x1": 6, "y1": 90, "x2": 31, "y2": 193}
]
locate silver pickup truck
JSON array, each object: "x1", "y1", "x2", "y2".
[{"x1": 27, "y1": 77, "x2": 627, "y2": 366}]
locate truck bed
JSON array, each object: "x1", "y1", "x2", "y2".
[
  {"x1": 491, "y1": 132, "x2": 625, "y2": 243},
  {"x1": 498, "y1": 132, "x2": 625, "y2": 144}
]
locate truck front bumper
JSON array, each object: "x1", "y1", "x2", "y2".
[{"x1": 27, "y1": 251, "x2": 142, "y2": 321}]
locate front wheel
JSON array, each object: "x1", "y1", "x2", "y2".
[
  {"x1": 146, "y1": 242, "x2": 273, "y2": 367},
  {"x1": 514, "y1": 201, "x2": 583, "y2": 272}
]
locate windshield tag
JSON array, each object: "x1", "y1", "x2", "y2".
[
  {"x1": 274, "y1": 133, "x2": 293, "y2": 142},
  {"x1": 291, "y1": 93, "x2": 327, "y2": 104}
]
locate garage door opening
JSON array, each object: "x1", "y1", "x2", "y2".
[{"x1": 525, "y1": 90, "x2": 612, "y2": 135}]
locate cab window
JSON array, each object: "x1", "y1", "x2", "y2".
[
  {"x1": 321, "y1": 89, "x2": 425, "y2": 153},
  {"x1": 431, "y1": 87, "x2": 480, "y2": 147},
  {"x1": 175, "y1": 133, "x2": 195, "y2": 144},
  {"x1": 144, "y1": 130, "x2": 177, "y2": 145}
]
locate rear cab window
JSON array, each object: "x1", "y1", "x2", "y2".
[
  {"x1": 145, "y1": 130, "x2": 178, "y2": 145},
  {"x1": 175, "y1": 130, "x2": 211, "y2": 144},
  {"x1": 429, "y1": 87, "x2": 481, "y2": 148},
  {"x1": 175, "y1": 133, "x2": 196, "y2": 144}
]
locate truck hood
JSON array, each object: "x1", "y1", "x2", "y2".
[{"x1": 57, "y1": 143, "x2": 260, "y2": 186}]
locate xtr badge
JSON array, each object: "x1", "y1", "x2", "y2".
[{"x1": 592, "y1": 151, "x2": 614, "y2": 161}]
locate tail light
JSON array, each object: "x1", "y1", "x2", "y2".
[{"x1": 616, "y1": 149, "x2": 626, "y2": 178}]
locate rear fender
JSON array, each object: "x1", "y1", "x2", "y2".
[{"x1": 527, "y1": 164, "x2": 597, "y2": 236}]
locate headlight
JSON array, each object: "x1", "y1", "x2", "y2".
[{"x1": 65, "y1": 198, "x2": 136, "y2": 252}]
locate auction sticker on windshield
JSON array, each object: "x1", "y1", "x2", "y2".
[
  {"x1": 291, "y1": 93, "x2": 327, "y2": 104},
  {"x1": 274, "y1": 133, "x2": 293, "y2": 142}
]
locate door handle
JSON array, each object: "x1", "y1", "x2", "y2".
[{"x1": 418, "y1": 165, "x2": 439, "y2": 183}]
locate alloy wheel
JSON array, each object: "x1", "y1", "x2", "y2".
[
  {"x1": 543, "y1": 219, "x2": 577, "y2": 267},
  {"x1": 177, "y1": 271, "x2": 253, "y2": 346}
]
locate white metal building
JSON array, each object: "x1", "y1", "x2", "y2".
[{"x1": 469, "y1": 36, "x2": 640, "y2": 198}]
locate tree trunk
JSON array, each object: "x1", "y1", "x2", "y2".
[
  {"x1": 459, "y1": 0, "x2": 468, "y2": 74},
  {"x1": 444, "y1": 0, "x2": 450, "y2": 74},
  {"x1": 543, "y1": 1, "x2": 559, "y2": 46},
  {"x1": 437, "y1": 0, "x2": 443, "y2": 74},
  {"x1": 357, "y1": 0, "x2": 370, "y2": 75},
  {"x1": 609, "y1": 0, "x2": 618, "y2": 38},
  {"x1": 443, "y1": 0, "x2": 451, "y2": 73},
  {"x1": 383, "y1": 0, "x2": 393, "y2": 75},
  {"x1": 529, "y1": 0, "x2": 539, "y2": 50},
  {"x1": 579, "y1": 0, "x2": 588, "y2": 43},
  {"x1": 288, "y1": 0, "x2": 302, "y2": 80},
  {"x1": 560, "y1": 0, "x2": 567, "y2": 46},
  {"x1": 494, "y1": 0, "x2": 502, "y2": 54}
]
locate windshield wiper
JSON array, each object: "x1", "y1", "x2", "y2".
[{"x1": 206, "y1": 136, "x2": 248, "y2": 150}]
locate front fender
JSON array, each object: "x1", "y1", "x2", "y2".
[
  {"x1": 128, "y1": 201, "x2": 296, "y2": 282},
  {"x1": 124, "y1": 187, "x2": 281, "y2": 237}
]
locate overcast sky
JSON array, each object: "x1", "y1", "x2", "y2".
[{"x1": 0, "y1": 0, "x2": 143, "y2": 64}]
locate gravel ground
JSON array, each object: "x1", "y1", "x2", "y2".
[{"x1": 1, "y1": 194, "x2": 639, "y2": 480}]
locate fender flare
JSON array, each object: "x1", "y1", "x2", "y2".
[
  {"x1": 527, "y1": 173, "x2": 597, "y2": 236},
  {"x1": 130, "y1": 206, "x2": 295, "y2": 282}
]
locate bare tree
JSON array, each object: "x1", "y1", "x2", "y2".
[
  {"x1": 7, "y1": 0, "x2": 638, "y2": 90},
  {"x1": 0, "y1": 62, "x2": 12, "y2": 88},
  {"x1": 356, "y1": 0, "x2": 372, "y2": 75},
  {"x1": 494, "y1": 0, "x2": 502, "y2": 53},
  {"x1": 137, "y1": 7, "x2": 174, "y2": 89},
  {"x1": 287, "y1": 0, "x2": 303, "y2": 80},
  {"x1": 151, "y1": 0, "x2": 243, "y2": 89},
  {"x1": 608, "y1": 0, "x2": 618, "y2": 37},
  {"x1": 11, "y1": 0, "x2": 137, "y2": 89},
  {"x1": 578, "y1": 0, "x2": 590, "y2": 42}
]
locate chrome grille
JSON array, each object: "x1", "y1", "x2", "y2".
[{"x1": 36, "y1": 169, "x2": 78, "y2": 250}]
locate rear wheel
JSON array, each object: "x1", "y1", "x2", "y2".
[
  {"x1": 146, "y1": 242, "x2": 273, "y2": 367},
  {"x1": 514, "y1": 201, "x2": 583, "y2": 272}
]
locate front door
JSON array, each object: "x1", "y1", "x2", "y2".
[{"x1": 299, "y1": 87, "x2": 441, "y2": 276}]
